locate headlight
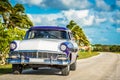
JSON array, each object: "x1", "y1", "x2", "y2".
[
  {"x1": 60, "y1": 44, "x2": 67, "y2": 51},
  {"x1": 10, "y1": 42, "x2": 17, "y2": 50},
  {"x1": 57, "y1": 54, "x2": 68, "y2": 60}
]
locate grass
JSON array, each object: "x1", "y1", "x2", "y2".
[
  {"x1": 77, "y1": 51, "x2": 99, "y2": 59},
  {"x1": 0, "y1": 64, "x2": 12, "y2": 75},
  {"x1": 115, "y1": 52, "x2": 120, "y2": 54}
]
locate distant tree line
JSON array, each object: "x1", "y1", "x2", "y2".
[{"x1": 92, "y1": 44, "x2": 120, "y2": 52}]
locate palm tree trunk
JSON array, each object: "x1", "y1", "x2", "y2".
[
  {"x1": 0, "y1": 54, "x2": 6, "y2": 65},
  {"x1": 0, "y1": 47, "x2": 9, "y2": 65}
]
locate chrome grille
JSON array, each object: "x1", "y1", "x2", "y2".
[
  {"x1": 17, "y1": 51, "x2": 66, "y2": 59},
  {"x1": 38, "y1": 52, "x2": 58, "y2": 59},
  {"x1": 20, "y1": 52, "x2": 36, "y2": 58}
]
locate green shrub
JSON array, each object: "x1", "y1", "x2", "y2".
[{"x1": 78, "y1": 51, "x2": 99, "y2": 59}]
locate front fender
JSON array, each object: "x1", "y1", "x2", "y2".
[{"x1": 10, "y1": 40, "x2": 21, "y2": 51}]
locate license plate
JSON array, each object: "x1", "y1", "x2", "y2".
[{"x1": 29, "y1": 58, "x2": 44, "y2": 63}]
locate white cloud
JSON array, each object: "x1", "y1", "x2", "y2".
[
  {"x1": 27, "y1": 14, "x2": 42, "y2": 25},
  {"x1": 18, "y1": 0, "x2": 92, "y2": 10},
  {"x1": 116, "y1": 0, "x2": 120, "y2": 7},
  {"x1": 109, "y1": 18, "x2": 115, "y2": 23},
  {"x1": 27, "y1": 9, "x2": 115, "y2": 27},
  {"x1": 117, "y1": 28, "x2": 120, "y2": 32},
  {"x1": 62, "y1": 10, "x2": 89, "y2": 26},
  {"x1": 99, "y1": 37, "x2": 108, "y2": 42},
  {"x1": 27, "y1": 10, "x2": 90, "y2": 26},
  {"x1": 19, "y1": 0, "x2": 43, "y2": 6},
  {"x1": 63, "y1": 9, "x2": 89, "y2": 19},
  {"x1": 116, "y1": 20, "x2": 120, "y2": 24},
  {"x1": 61, "y1": 0, "x2": 92, "y2": 9},
  {"x1": 95, "y1": 18, "x2": 107, "y2": 24},
  {"x1": 27, "y1": 13, "x2": 67, "y2": 26},
  {"x1": 83, "y1": 16, "x2": 94, "y2": 26},
  {"x1": 96, "y1": 0, "x2": 111, "y2": 11}
]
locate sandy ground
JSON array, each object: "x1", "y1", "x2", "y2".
[{"x1": 0, "y1": 52, "x2": 120, "y2": 80}]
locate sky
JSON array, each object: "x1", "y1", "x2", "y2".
[{"x1": 10, "y1": 0, "x2": 120, "y2": 45}]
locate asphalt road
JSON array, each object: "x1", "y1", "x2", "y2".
[{"x1": 0, "y1": 52, "x2": 120, "y2": 80}]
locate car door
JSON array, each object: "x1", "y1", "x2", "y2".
[{"x1": 68, "y1": 32, "x2": 78, "y2": 64}]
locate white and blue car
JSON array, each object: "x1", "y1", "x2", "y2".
[{"x1": 8, "y1": 26, "x2": 79, "y2": 76}]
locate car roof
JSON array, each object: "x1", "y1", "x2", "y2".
[{"x1": 29, "y1": 26, "x2": 69, "y2": 31}]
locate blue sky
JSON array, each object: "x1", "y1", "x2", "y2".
[{"x1": 10, "y1": 0, "x2": 120, "y2": 45}]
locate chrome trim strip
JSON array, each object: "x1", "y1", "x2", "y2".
[
  {"x1": 14, "y1": 50, "x2": 63, "y2": 54},
  {"x1": 10, "y1": 50, "x2": 67, "y2": 59}
]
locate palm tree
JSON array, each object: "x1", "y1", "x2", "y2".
[
  {"x1": 67, "y1": 20, "x2": 90, "y2": 46},
  {"x1": 0, "y1": 0, "x2": 12, "y2": 25},
  {"x1": 0, "y1": 1, "x2": 33, "y2": 28},
  {"x1": 9, "y1": 3, "x2": 33, "y2": 28},
  {"x1": 0, "y1": 1, "x2": 33, "y2": 65}
]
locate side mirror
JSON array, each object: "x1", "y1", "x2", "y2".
[{"x1": 71, "y1": 37, "x2": 75, "y2": 41}]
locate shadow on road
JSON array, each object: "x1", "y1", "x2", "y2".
[{"x1": 22, "y1": 68, "x2": 61, "y2": 76}]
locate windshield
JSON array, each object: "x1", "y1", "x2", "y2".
[{"x1": 24, "y1": 30, "x2": 69, "y2": 40}]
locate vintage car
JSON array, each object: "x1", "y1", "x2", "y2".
[{"x1": 8, "y1": 26, "x2": 79, "y2": 76}]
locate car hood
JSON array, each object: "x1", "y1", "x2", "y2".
[{"x1": 18, "y1": 39, "x2": 66, "y2": 52}]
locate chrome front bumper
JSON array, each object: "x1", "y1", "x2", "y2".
[
  {"x1": 7, "y1": 50, "x2": 70, "y2": 65},
  {"x1": 7, "y1": 58, "x2": 70, "y2": 65}
]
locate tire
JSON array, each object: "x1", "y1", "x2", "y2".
[
  {"x1": 32, "y1": 67, "x2": 38, "y2": 70},
  {"x1": 70, "y1": 60, "x2": 76, "y2": 71},
  {"x1": 61, "y1": 65, "x2": 70, "y2": 76},
  {"x1": 12, "y1": 64, "x2": 22, "y2": 74}
]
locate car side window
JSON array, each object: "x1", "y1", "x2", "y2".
[
  {"x1": 68, "y1": 32, "x2": 73, "y2": 40},
  {"x1": 69, "y1": 32, "x2": 75, "y2": 41}
]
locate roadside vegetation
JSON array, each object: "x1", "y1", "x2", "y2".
[
  {"x1": 93, "y1": 44, "x2": 120, "y2": 52},
  {"x1": 78, "y1": 51, "x2": 99, "y2": 59},
  {"x1": 0, "y1": 64, "x2": 12, "y2": 75},
  {"x1": 116, "y1": 52, "x2": 120, "y2": 54},
  {"x1": 0, "y1": 0, "x2": 33, "y2": 65}
]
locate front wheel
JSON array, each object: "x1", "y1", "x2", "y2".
[
  {"x1": 12, "y1": 64, "x2": 23, "y2": 74},
  {"x1": 61, "y1": 65, "x2": 70, "y2": 76},
  {"x1": 70, "y1": 60, "x2": 76, "y2": 71}
]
